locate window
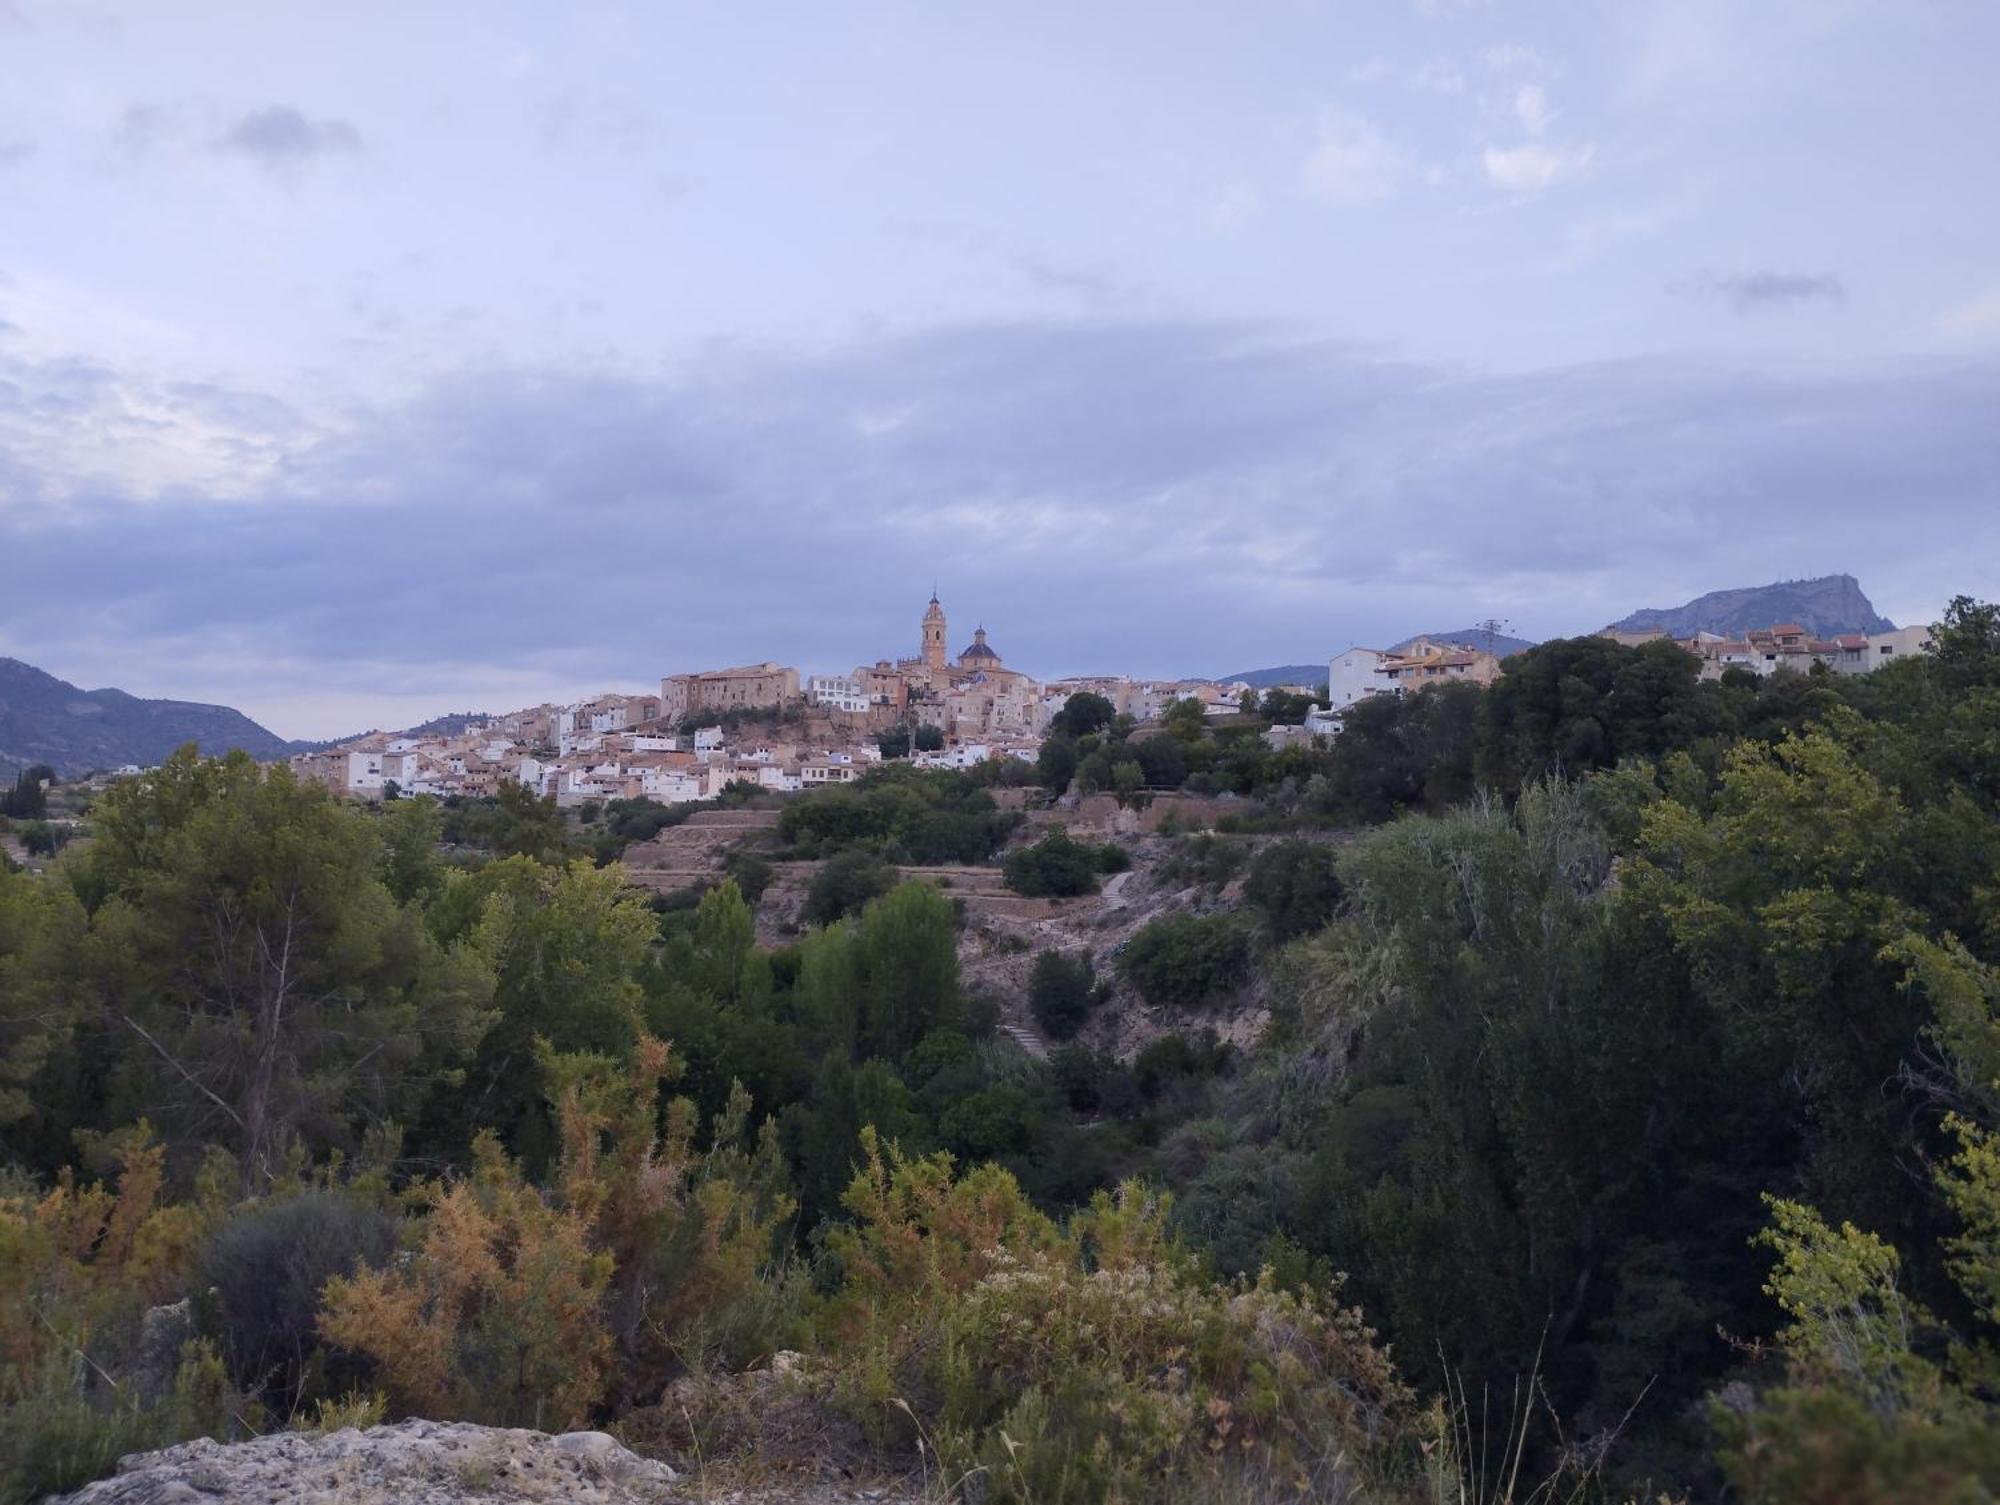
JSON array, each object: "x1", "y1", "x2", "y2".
[{"x1": 1880, "y1": 645, "x2": 1894, "y2": 655}]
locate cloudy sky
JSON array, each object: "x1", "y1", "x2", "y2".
[{"x1": 2, "y1": 0, "x2": 1996, "y2": 737}]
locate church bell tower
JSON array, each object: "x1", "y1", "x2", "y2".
[{"x1": 922, "y1": 591, "x2": 948, "y2": 675}]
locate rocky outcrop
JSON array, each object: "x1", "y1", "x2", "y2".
[
  {"x1": 44, "y1": 1420, "x2": 678, "y2": 1505},
  {"x1": 1608, "y1": 573, "x2": 1896, "y2": 639}
]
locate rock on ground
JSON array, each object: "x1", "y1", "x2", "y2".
[{"x1": 43, "y1": 1420, "x2": 678, "y2": 1505}]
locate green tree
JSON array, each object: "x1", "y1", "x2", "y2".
[
  {"x1": 0, "y1": 764, "x2": 52, "y2": 820},
  {"x1": 0, "y1": 863, "x2": 84, "y2": 1135},
  {"x1": 1161, "y1": 697, "x2": 1210, "y2": 740},
  {"x1": 429, "y1": 856, "x2": 653, "y2": 1167},
  {"x1": 855, "y1": 881, "x2": 961, "y2": 1060},
  {"x1": 1118, "y1": 913, "x2": 1249, "y2": 1007},
  {"x1": 1243, "y1": 839, "x2": 1344, "y2": 942},
  {"x1": 68, "y1": 750, "x2": 494, "y2": 1190},
  {"x1": 493, "y1": 779, "x2": 569, "y2": 862},
  {"x1": 1110, "y1": 759, "x2": 1145, "y2": 807},
  {"x1": 1928, "y1": 594, "x2": 2000, "y2": 692},
  {"x1": 1049, "y1": 691, "x2": 1116, "y2": 739},
  {"x1": 722, "y1": 848, "x2": 775, "y2": 902},
  {"x1": 376, "y1": 793, "x2": 446, "y2": 906},
  {"x1": 691, "y1": 879, "x2": 767, "y2": 1009},
  {"x1": 1319, "y1": 681, "x2": 1481, "y2": 821},
  {"x1": 1036, "y1": 734, "x2": 1079, "y2": 794},
  {"x1": 1002, "y1": 829, "x2": 1102, "y2": 898},
  {"x1": 1479, "y1": 635, "x2": 1712, "y2": 791},
  {"x1": 1029, "y1": 950, "x2": 1094, "y2": 1041},
  {"x1": 803, "y1": 849, "x2": 897, "y2": 926}
]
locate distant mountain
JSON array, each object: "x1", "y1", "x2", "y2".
[
  {"x1": 1390, "y1": 627, "x2": 1539, "y2": 658},
  {"x1": 1224, "y1": 629, "x2": 1539, "y2": 687},
  {"x1": 293, "y1": 710, "x2": 498, "y2": 754},
  {"x1": 0, "y1": 657, "x2": 295, "y2": 779},
  {"x1": 1610, "y1": 574, "x2": 1894, "y2": 639},
  {"x1": 1218, "y1": 664, "x2": 1328, "y2": 689}
]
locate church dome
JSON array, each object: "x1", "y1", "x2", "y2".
[{"x1": 959, "y1": 625, "x2": 1001, "y2": 663}]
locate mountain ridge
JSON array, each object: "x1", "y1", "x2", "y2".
[
  {"x1": 0, "y1": 657, "x2": 296, "y2": 779},
  {"x1": 1609, "y1": 574, "x2": 1894, "y2": 638},
  {"x1": 292, "y1": 710, "x2": 500, "y2": 754},
  {"x1": 1224, "y1": 627, "x2": 1538, "y2": 687}
]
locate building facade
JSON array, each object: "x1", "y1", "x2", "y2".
[{"x1": 659, "y1": 662, "x2": 801, "y2": 721}]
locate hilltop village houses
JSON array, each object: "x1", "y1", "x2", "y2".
[
  {"x1": 1325, "y1": 621, "x2": 1936, "y2": 719},
  {"x1": 293, "y1": 595, "x2": 1258, "y2": 806},
  {"x1": 290, "y1": 595, "x2": 1938, "y2": 806}
]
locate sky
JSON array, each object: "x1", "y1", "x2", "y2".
[{"x1": 1, "y1": 0, "x2": 1996, "y2": 738}]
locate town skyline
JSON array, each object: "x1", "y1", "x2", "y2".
[
  {"x1": 3, "y1": 2, "x2": 1995, "y2": 738},
  {"x1": 0, "y1": 568, "x2": 1939, "y2": 751}
]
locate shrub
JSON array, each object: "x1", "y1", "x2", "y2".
[
  {"x1": 318, "y1": 1131, "x2": 615, "y2": 1429},
  {"x1": 1133, "y1": 1030, "x2": 1232, "y2": 1098},
  {"x1": 321, "y1": 1033, "x2": 798, "y2": 1426},
  {"x1": 1029, "y1": 951, "x2": 1094, "y2": 1041},
  {"x1": 778, "y1": 767, "x2": 1017, "y2": 864},
  {"x1": 0, "y1": 1340, "x2": 239, "y2": 1505},
  {"x1": 1243, "y1": 839, "x2": 1344, "y2": 942},
  {"x1": 1119, "y1": 914, "x2": 1250, "y2": 1007},
  {"x1": 1155, "y1": 832, "x2": 1244, "y2": 889},
  {"x1": 822, "y1": 1133, "x2": 1414, "y2": 1504},
  {"x1": 195, "y1": 1189, "x2": 397, "y2": 1414},
  {"x1": 1003, "y1": 830, "x2": 1110, "y2": 898},
  {"x1": 0, "y1": 1129, "x2": 243, "y2": 1505},
  {"x1": 723, "y1": 849, "x2": 775, "y2": 903},
  {"x1": 802, "y1": 850, "x2": 896, "y2": 926},
  {"x1": 1047, "y1": 1045, "x2": 1136, "y2": 1117}
]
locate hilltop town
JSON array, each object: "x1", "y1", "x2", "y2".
[
  {"x1": 287, "y1": 588, "x2": 1936, "y2": 807},
  {"x1": 291, "y1": 594, "x2": 1264, "y2": 804}
]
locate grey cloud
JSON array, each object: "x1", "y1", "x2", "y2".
[
  {"x1": 0, "y1": 137, "x2": 35, "y2": 167},
  {"x1": 1670, "y1": 270, "x2": 1847, "y2": 311},
  {"x1": 214, "y1": 106, "x2": 362, "y2": 170},
  {"x1": 1, "y1": 323, "x2": 1995, "y2": 720},
  {"x1": 537, "y1": 94, "x2": 658, "y2": 155},
  {"x1": 112, "y1": 102, "x2": 183, "y2": 158},
  {"x1": 1010, "y1": 254, "x2": 1127, "y2": 307},
  {"x1": 896, "y1": 221, "x2": 1136, "y2": 307}
]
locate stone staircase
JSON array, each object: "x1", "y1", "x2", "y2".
[{"x1": 997, "y1": 1021, "x2": 1050, "y2": 1060}]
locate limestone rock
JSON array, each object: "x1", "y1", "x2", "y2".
[
  {"x1": 42, "y1": 1420, "x2": 679, "y2": 1505},
  {"x1": 132, "y1": 1299, "x2": 195, "y2": 1402}
]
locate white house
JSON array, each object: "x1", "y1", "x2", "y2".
[
  {"x1": 807, "y1": 674, "x2": 871, "y2": 713},
  {"x1": 380, "y1": 750, "x2": 427, "y2": 787},
  {"x1": 800, "y1": 759, "x2": 862, "y2": 786},
  {"x1": 1328, "y1": 647, "x2": 1388, "y2": 709},
  {"x1": 640, "y1": 766, "x2": 709, "y2": 803},
  {"x1": 914, "y1": 741, "x2": 991, "y2": 770},
  {"x1": 340, "y1": 751, "x2": 385, "y2": 794}
]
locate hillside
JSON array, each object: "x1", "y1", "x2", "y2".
[
  {"x1": 0, "y1": 657, "x2": 295, "y2": 778},
  {"x1": 294, "y1": 709, "x2": 499, "y2": 754},
  {"x1": 1610, "y1": 573, "x2": 1894, "y2": 638},
  {"x1": 1390, "y1": 626, "x2": 1538, "y2": 657},
  {"x1": 1217, "y1": 663, "x2": 1326, "y2": 688}
]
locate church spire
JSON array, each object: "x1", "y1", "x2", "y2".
[{"x1": 921, "y1": 591, "x2": 947, "y2": 673}]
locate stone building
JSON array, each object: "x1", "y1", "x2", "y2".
[{"x1": 658, "y1": 662, "x2": 800, "y2": 722}]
